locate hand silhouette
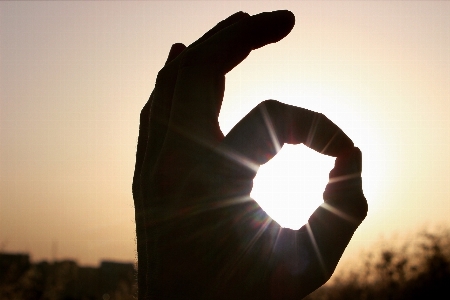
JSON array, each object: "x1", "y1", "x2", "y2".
[{"x1": 133, "y1": 10, "x2": 367, "y2": 299}]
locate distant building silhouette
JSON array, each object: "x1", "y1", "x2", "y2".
[
  {"x1": 0, "y1": 252, "x2": 136, "y2": 300},
  {"x1": 0, "y1": 253, "x2": 30, "y2": 284}
]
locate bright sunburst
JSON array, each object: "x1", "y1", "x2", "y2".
[{"x1": 251, "y1": 144, "x2": 335, "y2": 230}]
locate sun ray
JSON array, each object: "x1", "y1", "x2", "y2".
[
  {"x1": 306, "y1": 222, "x2": 328, "y2": 279},
  {"x1": 146, "y1": 195, "x2": 254, "y2": 225},
  {"x1": 269, "y1": 226, "x2": 283, "y2": 261},
  {"x1": 241, "y1": 217, "x2": 273, "y2": 258},
  {"x1": 328, "y1": 172, "x2": 360, "y2": 184},
  {"x1": 259, "y1": 102, "x2": 282, "y2": 153},
  {"x1": 190, "y1": 195, "x2": 254, "y2": 215},
  {"x1": 218, "y1": 215, "x2": 273, "y2": 284},
  {"x1": 305, "y1": 112, "x2": 321, "y2": 148},
  {"x1": 214, "y1": 145, "x2": 260, "y2": 172},
  {"x1": 320, "y1": 202, "x2": 360, "y2": 225},
  {"x1": 169, "y1": 123, "x2": 260, "y2": 172},
  {"x1": 320, "y1": 130, "x2": 340, "y2": 154}
]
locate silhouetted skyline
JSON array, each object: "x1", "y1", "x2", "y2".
[{"x1": 1, "y1": 1, "x2": 450, "y2": 271}]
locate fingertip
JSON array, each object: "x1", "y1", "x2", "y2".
[
  {"x1": 353, "y1": 147, "x2": 363, "y2": 173},
  {"x1": 165, "y1": 43, "x2": 187, "y2": 64},
  {"x1": 172, "y1": 42, "x2": 186, "y2": 49},
  {"x1": 276, "y1": 9, "x2": 295, "y2": 28},
  {"x1": 246, "y1": 10, "x2": 296, "y2": 50},
  {"x1": 272, "y1": 10, "x2": 295, "y2": 38},
  {"x1": 334, "y1": 146, "x2": 362, "y2": 174},
  {"x1": 171, "y1": 43, "x2": 186, "y2": 53},
  {"x1": 258, "y1": 10, "x2": 295, "y2": 25},
  {"x1": 232, "y1": 11, "x2": 250, "y2": 18}
]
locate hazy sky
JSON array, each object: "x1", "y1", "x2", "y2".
[{"x1": 1, "y1": 1, "x2": 450, "y2": 271}]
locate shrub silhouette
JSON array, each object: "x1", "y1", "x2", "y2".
[
  {"x1": 0, "y1": 258, "x2": 136, "y2": 300},
  {"x1": 304, "y1": 226, "x2": 450, "y2": 300},
  {"x1": 1, "y1": 227, "x2": 450, "y2": 299}
]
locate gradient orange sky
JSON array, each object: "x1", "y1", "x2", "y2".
[{"x1": 1, "y1": 1, "x2": 450, "y2": 271}]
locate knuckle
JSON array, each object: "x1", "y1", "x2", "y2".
[
  {"x1": 259, "y1": 99, "x2": 282, "y2": 110},
  {"x1": 315, "y1": 111, "x2": 327, "y2": 122},
  {"x1": 317, "y1": 112, "x2": 326, "y2": 118},
  {"x1": 257, "y1": 99, "x2": 284, "y2": 119}
]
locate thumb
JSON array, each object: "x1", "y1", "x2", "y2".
[{"x1": 323, "y1": 147, "x2": 367, "y2": 222}]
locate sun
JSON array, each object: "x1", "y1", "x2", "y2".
[{"x1": 251, "y1": 143, "x2": 335, "y2": 230}]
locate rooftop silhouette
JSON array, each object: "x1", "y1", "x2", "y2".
[{"x1": 0, "y1": 252, "x2": 136, "y2": 300}]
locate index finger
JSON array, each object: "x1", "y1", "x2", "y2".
[
  {"x1": 180, "y1": 10, "x2": 295, "y2": 74},
  {"x1": 168, "y1": 11, "x2": 295, "y2": 142},
  {"x1": 217, "y1": 100, "x2": 354, "y2": 172}
]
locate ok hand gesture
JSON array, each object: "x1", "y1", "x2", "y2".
[{"x1": 133, "y1": 10, "x2": 367, "y2": 299}]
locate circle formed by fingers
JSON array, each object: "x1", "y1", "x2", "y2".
[
  {"x1": 221, "y1": 100, "x2": 354, "y2": 167},
  {"x1": 252, "y1": 144, "x2": 335, "y2": 229}
]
